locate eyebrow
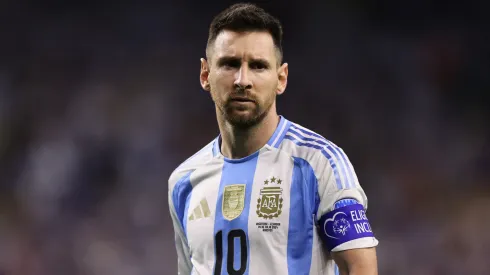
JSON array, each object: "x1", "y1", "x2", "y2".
[{"x1": 216, "y1": 56, "x2": 272, "y2": 68}]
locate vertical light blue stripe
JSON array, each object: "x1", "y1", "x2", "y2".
[
  {"x1": 334, "y1": 264, "x2": 340, "y2": 275},
  {"x1": 172, "y1": 171, "x2": 193, "y2": 234},
  {"x1": 183, "y1": 189, "x2": 193, "y2": 236},
  {"x1": 283, "y1": 135, "x2": 343, "y2": 190},
  {"x1": 213, "y1": 152, "x2": 259, "y2": 275},
  {"x1": 287, "y1": 157, "x2": 317, "y2": 274}
]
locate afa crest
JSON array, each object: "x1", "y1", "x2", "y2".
[
  {"x1": 256, "y1": 176, "x2": 283, "y2": 219},
  {"x1": 222, "y1": 184, "x2": 246, "y2": 220}
]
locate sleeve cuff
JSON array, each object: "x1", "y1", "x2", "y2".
[{"x1": 331, "y1": 237, "x2": 379, "y2": 252}]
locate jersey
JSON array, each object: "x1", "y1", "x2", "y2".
[{"x1": 168, "y1": 116, "x2": 378, "y2": 275}]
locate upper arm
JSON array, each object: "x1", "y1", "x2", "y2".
[
  {"x1": 332, "y1": 247, "x2": 378, "y2": 275},
  {"x1": 312, "y1": 145, "x2": 379, "y2": 261}
]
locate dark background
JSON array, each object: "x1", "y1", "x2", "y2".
[{"x1": 0, "y1": 0, "x2": 489, "y2": 274}]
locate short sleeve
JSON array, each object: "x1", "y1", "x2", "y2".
[{"x1": 314, "y1": 146, "x2": 379, "y2": 252}]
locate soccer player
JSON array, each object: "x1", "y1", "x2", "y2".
[{"x1": 168, "y1": 3, "x2": 379, "y2": 275}]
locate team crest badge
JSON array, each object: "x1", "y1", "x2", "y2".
[
  {"x1": 222, "y1": 184, "x2": 246, "y2": 220},
  {"x1": 256, "y1": 176, "x2": 283, "y2": 219}
]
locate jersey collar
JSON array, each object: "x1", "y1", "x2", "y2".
[
  {"x1": 266, "y1": 115, "x2": 291, "y2": 148},
  {"x1": 212, "y1": 115, "x2": 291, "y2": 157}
]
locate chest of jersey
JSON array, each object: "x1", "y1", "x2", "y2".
[{"x1": 184, "y1": 149, "x2": 317, "y2": 274}]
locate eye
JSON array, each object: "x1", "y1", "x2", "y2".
[
  {"x1": 250, "y1": 61, "x2": 268, "y2": 70},
  {"x1": 221, "y1": 59, "x2": 240, "y2": 69}
]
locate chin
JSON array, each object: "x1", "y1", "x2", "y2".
[{"x1": 225, "y1": 110, "x2": 267, "y2": 128}]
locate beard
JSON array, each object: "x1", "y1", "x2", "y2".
[{"x1": 212, "y1": 88, "x2": 275, "y2": 129}]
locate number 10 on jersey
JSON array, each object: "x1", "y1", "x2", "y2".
[{"x1": 214, "y1": 229, "x2": 248, "y2": 275}]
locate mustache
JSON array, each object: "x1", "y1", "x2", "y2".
[{"x1": 227, "y1": 89, "x2": 256, "y2": 102}]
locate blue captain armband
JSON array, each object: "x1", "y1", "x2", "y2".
[{"x1": 318, "y1": 200, "x2": 375, "y2": 251}]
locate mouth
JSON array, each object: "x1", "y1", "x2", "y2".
[{"x1": 229, "y1": 97, "x2": 254, "y2": 103}]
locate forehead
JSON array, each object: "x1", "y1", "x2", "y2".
[{"x1": 212, "y1": 30, "x2": 276, "y2": 62}]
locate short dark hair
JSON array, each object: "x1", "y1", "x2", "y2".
[{"x1": 206, "y1": 3, "x2": 283, "y2": 64}]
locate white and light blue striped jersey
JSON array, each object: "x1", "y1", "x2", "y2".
[{"x1": 168, "y1": 116, "x2": 378, "y2": 275}]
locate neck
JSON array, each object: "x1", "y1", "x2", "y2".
[{"x1": 217, "y1": 108, "x2": 280, "y2": 159}]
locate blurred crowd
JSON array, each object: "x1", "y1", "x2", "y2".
[{"x1": 0, "y1": 1, "x2": 489, "y2": 274}]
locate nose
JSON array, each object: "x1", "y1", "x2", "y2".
[{"x1": 234, "y1": 64, "x2": 252, "y2": 90}]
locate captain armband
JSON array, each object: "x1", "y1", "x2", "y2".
[{"x1": 318, "y1": 200, "x2": 375, "y2": 251}]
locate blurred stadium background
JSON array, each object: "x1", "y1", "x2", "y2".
[{"x1": 0, "y1": 0, "x2": 489, "y2": 274}]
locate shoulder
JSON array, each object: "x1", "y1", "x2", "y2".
[
  {"x1": 278, "y1": 121, "x2": 343, "y2": 164},
  {"x1": 168, "y1": 137, "x2": 218, "y2": 192},
  {"x1": 278, "y1": 121, "x2": 358, "y2": 189}
]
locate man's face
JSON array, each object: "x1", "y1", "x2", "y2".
[{"x1": 201, "y1": 30, "x2": 287, "y2": 128}]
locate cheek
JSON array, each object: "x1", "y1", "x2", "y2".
[
  {"x1": 259, "y1": 78, "x2": 279, "y2": 97},
  {"x1": 211, "y1": 73, "x2": 234, "y2": 92},
  {"x1": 209, "y1": 83, "x2": 229, "y2": 105},
  {"x1": 258, "y1": 74, "x2": 278, "y2": 88}
]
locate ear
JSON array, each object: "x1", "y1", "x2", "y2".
[
  {"x1": 277, "y1": 62, "x2": 288, "y2": 95},
  {"x1": 200, "y1": 58, "x2": 211, "y2": 91}
]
